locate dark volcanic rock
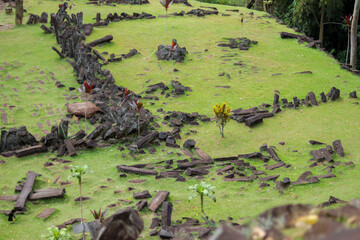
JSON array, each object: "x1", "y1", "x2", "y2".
[
  {"x1": 133, "y1": 190, "x2": 152, "y2": 199},
  {"x1": 349, "y1": 91, "x2": 357, "y2": 98},
  {"x1": 183, "y1": 139, "x2": 196, "y2": 149},
  {"x1": 326, "y1": 87, "x2": 340, "y2": 101},
  {"x1": 156, "y1": 43, "x2": 187, "y2": 62},
  {"x1": 217, "y1": 37, "x2": 257, "y2": 50}
]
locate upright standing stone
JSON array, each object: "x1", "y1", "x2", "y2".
[{"x1": 15, "y1": 0, "x2": 24, "y2": 25}]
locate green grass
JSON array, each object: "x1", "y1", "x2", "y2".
[{"x1": 1, "y1": 0, "x2": 360, "y2": 239}]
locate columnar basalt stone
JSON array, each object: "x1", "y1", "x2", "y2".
[{"x1": 39, "y1": 12, "x2": 48, "y2": 23}]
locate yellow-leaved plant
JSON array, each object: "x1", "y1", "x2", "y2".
[{"x1": 213, "y1": 102, "x2": 231, "y2": 138}]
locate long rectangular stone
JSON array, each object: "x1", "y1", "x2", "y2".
[
  {"x1": 266, "y1": 162, "x2": 285, "y2": 170},
  {"x1": 117, "y1": 165, "x2": 158, "y2": 175},
  {"x1": 148, "y1": 191, "x2": 170, "y2": 212},
  {"x1": 15, "y1": 145, "x2": 47, "y2": 158},
  {"x1": 36, "y1": 208, "x2": 56, "y2": 219},
  {"x1": 14, "y1": 171, "x2": 40, "y2": 211}
]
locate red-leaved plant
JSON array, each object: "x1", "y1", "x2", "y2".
[
  {"x1": 78, "y1": 81, "x2": 94, "y2": 129},
  {"x1": 90, "y1": 208, "x2": 107, "y2": 223},
  {"x1": 171, "y1": 39, "x2": 177, "y2": 52},
  {"x1": 122, "y1": 88, "x2": 132, "y2": 99},
  {"x1": 343, "y1": 14, "x2": 353, "y2": 64},
  {"x1": 160, "y1": 0, "x2": 173, "y2": 44},
  {"x1": 160, "y1": 0, "x2": 173, "y2": 12},
  {"x1": 129, "y1": 99, "x2": 144, "y2": 136}
]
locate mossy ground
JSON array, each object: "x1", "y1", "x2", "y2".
[{"x1": 0, "y1": 0, "x2": 360, "y2": 239}]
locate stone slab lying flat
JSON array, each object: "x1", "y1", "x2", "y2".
[
  {"x1": 117, "y1": 165, "x2": 158, "y2": 175},
  {"x1": 36, "y1": 208, "x2": 56, "y2": 219}
]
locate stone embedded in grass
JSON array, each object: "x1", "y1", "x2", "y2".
[
  {"x1": 186, "y1": 8, "x2": 218, "y2": 17},
  {"x1": 150, "y1": 218, "x2": 161, "y2": 229},
  {"x1": 332, "y1": 140, "x2": 345, "y2": 157},
  {"x1": 133, "y1": 190, "x2": 152, "y2": 199},
  {"x1": 136, "y1": 200, "x2": 148, "y2": 211},
  {"x1": 128, "y1": 179, "x2": 146, "y2": 184},
  {"x1": 217, "y1": 37, "x2": 257, "y2": 50},
  {"x1": 74, "y1": 196, "x2": 91, "y2": 202},
  {"x1": 36, "y1": 208, "x2": 55, "y2": 219},
  {"x1": 349, "y1": 91, "x2": 358, "y2": 98},
  {"x1": 326, "y1": 87, "x2": 340, "y2": 101}
]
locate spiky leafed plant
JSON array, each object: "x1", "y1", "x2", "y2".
[
  {"x1": 188, "y1": 182, "x2": 216, "y2": 215},
  {"x1": 213, "y1": 102, "x2": 231, "y2": 138},
  {"x1": 129, "y1": 99, "x2": 144, "y2": 136},
  {"x1": 343, "y1": 14, "x2": 353, "y2": 64},
  {"x1": 90, "y1": 208, "x2": 107, "y2": 223},
  {"x1": 160, "y1": 0, "x2": 173, "y2": 44},
  {"x1": 121, "y1": 87, "x2": 132, "y2": 106},
  {"x1": 67, "y1": 165, "x2": 91, "y2": 240}
]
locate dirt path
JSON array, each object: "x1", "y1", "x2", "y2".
[{"x1": 0, "y1": 0, "x2": 15, "y2": 31}]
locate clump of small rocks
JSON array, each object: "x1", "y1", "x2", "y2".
[{"x1": 156, "y1": 41, "x2": 187, "y2": 62}]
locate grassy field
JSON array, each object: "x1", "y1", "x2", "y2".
[{"x1": 0, "y1": 0, "x2": 360, "y2": 239}]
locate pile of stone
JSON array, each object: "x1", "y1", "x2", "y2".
[
  {"x1": 87, "y1": 0, "x2": 149, "y2": 6},
  {"x1": 0, "y1": 126, "x2": 42, "y2": 157},
  {"x1": 37, "y1": 3, "x2": 154, "y2": 154},
  {"x1": 91, "y1": 12, "x2": 156, "y2": 26},
  {"x1": 104, "y1": 12, "x2": 155, "y2": 22},
  {"x1": 156, "y1": 43, "x2": 187, "y2": 62},
  {"x1": 217, "y1": 37, "x2": 258, "y2": 50},
  {"x1": 25, "y1": 12, "x2": 48, "y2": 24},
  {"x1": 186, "y1": 8, "x2": 218, "y2": 17},
  {"x1": 231, "y1": 87, "x2": 341, "y2": 128},
  {"x1": 142, "y1": 81, "x2": 192, "y2": 99}
]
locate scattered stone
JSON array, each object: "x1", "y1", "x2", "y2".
[
  {"x1": 349, "y1": 91, "x2": 357, "y2": 98},
  {"x1": 218, "y1": 37, "x2": 257, "y2": 50},
  {"x1": 266, "y1": 162, "x2": 285, "y2": 170},
  {"x1": 14, "y1": 171, "x2": 40, "y2": 211},
  {"x1": 309, "y1": 140, "x2": 325, "y2": 145},
  {"x1": 183, "y1": 139, "x2": 196, "y2": 149},
  {"x1": 332, "y1": 140, "x2": 345, "y2": 157},
  {"x1": 259, "y1": 174, "x2": 280, "y2": 182},
  {"x1": 136, "y1": 200, "x2": 148, "y2": 211},
  {"x1": 326, "y1": 87, "x2": 340, "y2": 101},
  {"x1": 161, "y1": 201, "x2": 173, "y2": 226},
  {"x1": 74, "y1": 197, "x2": 91, "y2": 202},
  {"x1": 36, "y1": 208, "x2": 55, "y2": 219},
  {"x1": 86, "y1": 35, "x2": 113, "y2": 48},
  {"x1": 259, "y1": 183, "x2": 270, "y2": 188},
  {"x1": 133, "y1": 190, "x2": 152, "y2": 199},
  {"x1": 148, "y1": 191, "x2": 170, "y2": 212}
]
